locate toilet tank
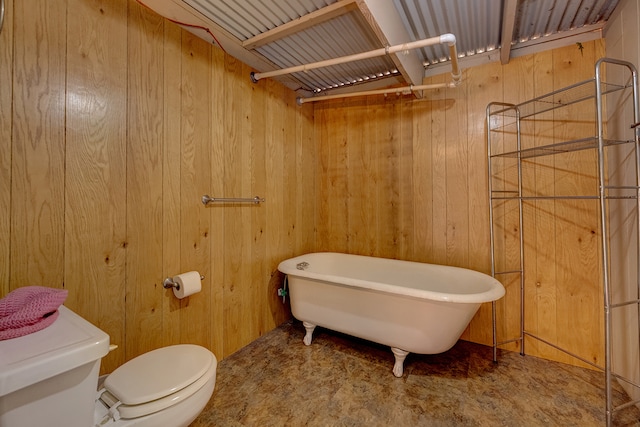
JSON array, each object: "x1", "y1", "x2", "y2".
[{"x1": 0, "y1": 305, "x2": 110, "y2": 427}]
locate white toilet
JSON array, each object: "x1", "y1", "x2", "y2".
[{"x1": 0, "y1": 305, "x2": 217, "y2": 427}]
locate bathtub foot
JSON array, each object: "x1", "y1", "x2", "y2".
[
  {"x1": 391, "y1": 348, "x2": 410, "y2": 377},
  {"x1": 302, "y1": 322, "x2": 316, "y2": 346}
]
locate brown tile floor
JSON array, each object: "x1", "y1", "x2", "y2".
[{"x1": 192, "y1": 320, "x2": 640, "y2": 426}]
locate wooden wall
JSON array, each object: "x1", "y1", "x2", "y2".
[
  {"x1": 605, "y1": 0, "x2": 640, "y2": 399},
  {"x1": 315, "y1": 40, "x2": 606, "y2": 368},
  {"x1": 0, "y1": 0, "x2": 315, "y2": 374},
  {"x1": 1, "y1": 0, "x2": 612, "y2": 373}
]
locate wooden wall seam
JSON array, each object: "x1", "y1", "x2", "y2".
[
  {"x1": 1, "y1": 0, "x2": 609, "y2": 372},
  {"x1": 1, "y1": 0, "x2": 315, "y2": 373},
  {"x1": 315, "y1": 41, "x2": 606, "y2": 368}
]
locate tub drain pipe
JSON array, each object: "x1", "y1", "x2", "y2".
[{"x1": 277, "y1": 276, "x2": 288, "y2": 304}]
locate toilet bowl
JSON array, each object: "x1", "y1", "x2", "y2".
[
  {"x1": 0, "y1": 306, "x2": 217, "y2": 427},
  {"x1": 94, "y1": 344, "x2": 217, "y2": 426}
]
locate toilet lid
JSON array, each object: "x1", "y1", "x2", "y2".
[{"x1": 104, "y1": 344, "x2": 214, "y2": 405}]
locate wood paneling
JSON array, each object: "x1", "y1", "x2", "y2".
[
  {"x1": 1, "y1": 0, "x2": 315, "y2": 373},
  {"x1": 11, "y1": 0, "x2": 66, "y2": 289},
  {"x1": 464, "y1": 59, "x2": 503, "y2": 344},
  {"x1": 550, "y1": 43, "x2": 603, "y2": 367},
  {"x1": 315, "y1": 41, "x2": 606, "y2": 367},
  {"x1": 429, "y1": 74, "x2": 449, "y2": 266},
  {"x1": 604, "y1": 0, "x2": 640, "y2": 401},
  {"x1": 126, "y1": 0, "x2": 164, "y2": 363},
  {"x1": 178, "y1": 29, "x2": 212, "y2": 349},
  {"x1": 0, "y1": 0, "x2": 611, "y2": 372},
  {"x1": 161, "y1": 15, "x2": 184, "y2": 350},
  {"x1": 0, "y1": 0, "x2": 13, "y2": 297},
  {"x1": 527, "y1": 49, "x2": 557, "y2": 360},
  {"x1": 65, "y1": 0, "x2": 128, "y2": 373}
]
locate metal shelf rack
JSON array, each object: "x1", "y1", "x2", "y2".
[{"x1": 486, "y1": 58, "x2": 640, "y2": 426}]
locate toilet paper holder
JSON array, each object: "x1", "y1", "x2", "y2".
[{"x1": 163, "y1": 274, "x2": 205, "y2": 290}]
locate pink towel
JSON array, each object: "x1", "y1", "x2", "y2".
[{"x1": 0, "y1": 286, "x2": 68, "y2": 340}]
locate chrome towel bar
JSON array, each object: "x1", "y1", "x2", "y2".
[
  {"x1": 0, "y1": 0, "x2": 5, "y2": 34},
  {"x1": 201, "y1": 195, "x2": 265, "y2": 205}
]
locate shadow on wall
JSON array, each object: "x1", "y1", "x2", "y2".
[{"x1": 268, "y1": 270, "x2": 290, "y2": 325}]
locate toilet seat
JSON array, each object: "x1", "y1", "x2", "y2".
[{"x1": 97, "y1": 344, "x2": 215, "y2": 421}]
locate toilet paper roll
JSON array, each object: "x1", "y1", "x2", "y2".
[{"x1": 172, "y1": 271, "x2": 202, "y2": 299}]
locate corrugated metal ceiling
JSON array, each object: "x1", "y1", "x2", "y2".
[
  {"x1": 254, "y1": 10, "x2": 399, "y2": 92},
  {"x1": 170, "y1": 0, "x2": 621, "y2": 97},
  {"x1": 185, "y1": 0, "x2": 339, "y2": 40},
  {"x1": 396, "y1": 0, "x2": 619, "y2": 66},
  {"x1": 394, "y1": 0, "x2": 504, "y2": 64},
  {"x1": 514, "y1": 0, "x2": 619, "y2": 42}
]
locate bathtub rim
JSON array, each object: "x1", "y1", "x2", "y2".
[{"x1": 278, "y1": 252, "x2": 505, "y2": 304}]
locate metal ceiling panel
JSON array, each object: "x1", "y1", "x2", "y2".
[
  {"x1": 393, "y1": 0, "x2": 503, "y2": 66},
  {"x1": 183, "y1": 0, "x2": 339, "y2": 40},
  {"x1": 513, "y1": 0, "x2": 619, "y2": 44},
  {"x1": 160, "y1": 0, "x2": 622, "y2": 97},
  {"x1": 393, "y1": 0, "x2": 618, "y2": 68},
  {"x1": 255, "y1": 10, "x2": 397, "y2": 92}
]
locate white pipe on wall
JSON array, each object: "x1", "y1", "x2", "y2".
[
  {"x1": 251, "y1": 33, "x2": 462, "y2": 87},
  {"x1": 439, "y1": 33, "x2": 461, "y2": 84},
  {"x1": 251, "y1": 33, "x2": 462, "y2": 105},
  {"x1": 296, "y1": 82, "x2": 456, "y2": 105}
]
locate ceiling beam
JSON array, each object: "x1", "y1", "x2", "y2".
[
  {"x1": 500, "y1": 0, "x2": 518, "y2": 64},
  {"x1": 512, "y1": 22, "x2": 603, "y2": 52},
  {"x1": 242, "y1": 0, "x2": 358, "y2": 50},
  {"x1": 356, "y1": 0, "x2": 425, "y2": 89},
  {"x1": 137, "y1": 0, "x2": 314, "y2": 96}
]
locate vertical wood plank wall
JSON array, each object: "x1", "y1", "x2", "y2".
[
  {"x1": 604, "y1": 0, "x2": 640, "y2": 400},
  {"x1": 315, "y1": 40, "x2": 606, "y2": 368},
  {"x1": 0, "y1": 0, "x2": 316, "y2": 374},
  {"x1": 0, "y1": 0, "x2": 611, "y2": 372},
  {"x1": 0, "y1": 0, "x2": 12, "y2": 297}
]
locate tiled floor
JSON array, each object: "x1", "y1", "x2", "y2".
[{"x1": 192, "y1": 320, "x2": 640, "y2": 426}]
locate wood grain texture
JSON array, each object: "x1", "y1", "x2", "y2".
[
  {"x1": 551, "y1": 44, "x2": 602, "y2": 368},
  {"x1": 315, "y1": 42, "x2": 606, "y2": 367},
  {"x1": 411, "y1": 93, "x2": 433, "y2": 263},
  {"x1": 529, "y1": 49, "x2": 558, "y2": 360},
  {"x1": 602, "y1": 3, "x2": 640, "y2": 401},
  {"x1": 126, "y1": 0, "x2": 165, "y2": 362},
  {"x1": 465, "y1": 60, "x2": 504, "y2": 344},
  {"x1": 179, "y1": 31, "x2": 212, "y2": 349},
  {"x1": 264, "y1": 79, "x2": 287, "y2": 337},
  {"x1": 208, "y1": 45, "x2": 226, "y2": 359},
  {"x1": 11, "y1": 0, "x2": 66, "y2": 289},
  {"x1": 430, "y1": 74, "x2": 449, "y2": 266},
  {"x1": 64, "y1": 0, "x2": 128, "y2": 373},
  {"x1": 295, "y1": 101, "x2": 317, "y2": 255},
  {"x1": 346, "y1": 98, "x2": 372, "y2": 255},
  {"x1": 161, "y1": 11, "x2": 183, "y2": 350},
  {"x1": 249, "y1": 66, "x2": 267, "y2": 338},
  {"x1": 444, "y1": 74, "x2": 469, "y2": 269},
  {"x1": 399, "y1": 100, "x2": 415, "y2": 260},
  {"x1": 0, "y1": 0, "x2": 608, "y2": 372},
  {"x1": 1, "y1": 0, "x2": 315, "y2": 371},
  {"x1": 495, "y1": 54, "x2": 535, "y2": 353},
  {"x1": 0, "y1": 0, "x2": 13, "y2": 297}
]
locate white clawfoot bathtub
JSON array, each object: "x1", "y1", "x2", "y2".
[{"x1": 278, "y1": 252, "x2": 505, "y2": 377}]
